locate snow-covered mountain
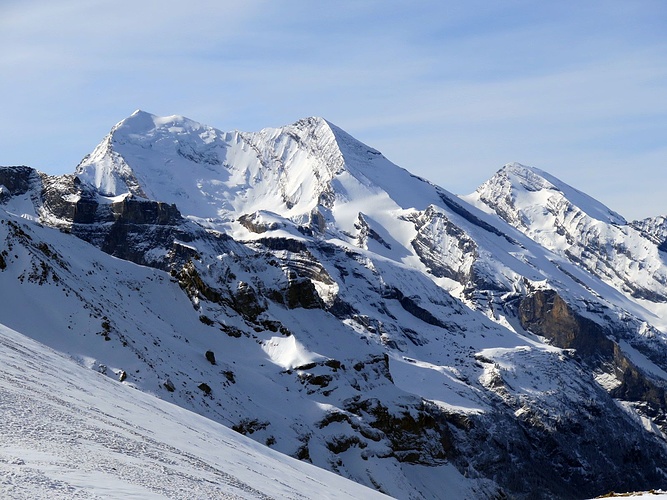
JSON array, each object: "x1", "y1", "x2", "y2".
[
  {"x1": 467, "y1": 162, "x2": 667, "y2": 302},
  {"x1": 3, "y1": 111, "x2": 667, "y2": 499}
]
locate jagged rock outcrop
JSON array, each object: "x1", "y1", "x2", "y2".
[
  {"x1": 632, "y1": 215, "x2": 667, "y2": 251},
  {"x1": 518, "y1": 289, "x2": 615, "y2": 360},
  {"x1": 0, "y1": 166, "x2": 40, "y2": 198},
  {"x1": 409, "y1": 205, "x2": 477, "y2": 283}
]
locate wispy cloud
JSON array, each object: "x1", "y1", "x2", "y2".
[{"x1": 0, "y1": 0, "x2": 665, "y2": 219}]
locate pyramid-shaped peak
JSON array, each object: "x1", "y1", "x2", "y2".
[
  {"x1": 498, "y1": 162, "x2": 560, "y2": 190},
  {"x1": 283, "y1": 116, "x2": 380, "y2": 154},
  {"x1": 275, "y1": 116, "x2": 339, "y2": 143},
  {"x1": 113, "y1": 109, "x2": 159, "y2": 133},
  {"x1": 130, "y1": 109, "x2": 154, "y2": 118},
  {"x1": 293, "y1": 115, "x2": 331, "y2": 128},
  {"x1": 502, "y1": 162, "x2": 546, "y2": 176},
  {"x1": 277, "y1": 116, "x2": 337, "y2": 143},
  {"x1": 503, "y1": 162, "x2": 541, "y2": 172},
  {"x1": 480, "y1": 162, "x2": 626, "y2": 225}
]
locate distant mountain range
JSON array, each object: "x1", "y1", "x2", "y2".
[{"x1": 2, "y1": 110, "x2": 667, "y2": 499}]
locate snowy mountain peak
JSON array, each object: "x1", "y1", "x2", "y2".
[
  {"x1": 114, "y1": 109, "x2": 160, "y2": 133},
  {"x1": 243, "y1": 115, "x2": 347, "y2": 179},
  {"x1": 299, "y1": 116, "x2": 383, "y2": 159},
  {"x1": 112, "y1": 109, "x2": 215, "y2": 141},
  {"x1": 500, "y1": 162, "x2": 558, "y2": 192},
  {"x1": 467, "y1": 162, "x2": 667, "y2": 303},
  {"x1": 75, "y1": 110, "x2": 229, "y2": 199},
  {"x1": 293, "y1": 115, "x2": 333, "y2": 131},
  {"x1": 477, "y1": 162, "x2": 626, "y2": 226},
  {"x1": 73, "y1": 112, "x2": 423, "y2": 239}
]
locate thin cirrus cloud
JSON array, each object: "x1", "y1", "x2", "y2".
[{"x1": 0, "y1": 0, "x2": 665, "y2": 220}]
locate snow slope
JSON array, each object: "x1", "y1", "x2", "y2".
[
  {"x1": 0, "y1": 204, "x2": 493, "y2": 499},
  {"x1": 76, "y1": 112, "x2": 353, "y2": 228},
  {"x1": 0, "y1": 321, "x2": 389, "y2": 499}
]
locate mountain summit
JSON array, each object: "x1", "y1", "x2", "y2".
[
  {"x1": 468, "y1": 162, "x2": 667, "y2": 302},
  {"x1": 471, "y1": 162, "x2": 626, "y2": 226},
  {"x1": 76, "y1": 111, "x2": 399, "y2": 227},
  {"x1": 3, "y1": 112, "x2": 667, "y2": 499}
]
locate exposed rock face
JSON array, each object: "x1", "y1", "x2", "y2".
[
  {"x1": 233, "y1": 281, "x2": 267, "y2": 319},
  {"x1": 205, "y1": 350, "x2": 216, "y2": 365},
  {"x1": 409, "y1": 206, "x2": 477, "y2": 283},
  {"x1": 355, "y1": 213, "x2": 391, "y2": 250},
  {"x1": 518, "y1": 290, "x2": 615, "y2": 360},
  {"x1": 449, "y1": 398, "x2": 667, "y2": 500},
  {"x1": 0, "y1": 166, "x2": 39, "y2": 198},
  {"x1": 519, "y1": 289, "x2": 667, "y2": 432},
  {"x1": 238, "y1": 212, "x2": 282, "y2": 234},
  {"x1": 632, "y1": 215, "x2": 667, "y2": 251},
  {"x1": 343, "y1": 396, "x2": 453, "y2": 464},
  {"x1": 285, "y1": 275, "x2": 325, "y2": 309},
  {"x1": 39, "y1": 173, "x2": 98, "y2": 223},
  {"x1": 0, "y1": 166, "x2": 190, "y2": 270}
]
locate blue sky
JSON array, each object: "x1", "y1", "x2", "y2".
[{"x1": 1, "y1": 0, "x2": 665, "y2": 220}]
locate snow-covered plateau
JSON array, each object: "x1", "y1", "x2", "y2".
[{"x1": 2, "y1": 110, "x2": 667, "y2": 499}]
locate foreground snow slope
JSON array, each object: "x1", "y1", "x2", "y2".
[{"x1": 0, "y1": 322, "x2": 389, "y2": 500}]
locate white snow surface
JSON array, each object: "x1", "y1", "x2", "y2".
[
  {"x1": 77, "y1": 111, "x2": 344, "y2": 221},
  {"x1": 0, "y1": 321, "x2": 389, "y2": 500},
  {"x1": 0, "y1": 204, "x2": 490, "y2": 499},
  {"x1": 74, "y1": 111, "x2": 445, "y2": 252}
]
